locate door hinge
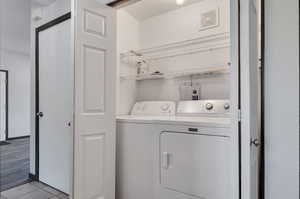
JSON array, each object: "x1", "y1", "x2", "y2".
[{"x1": 237, "y1": 109, "x2": 242, "y2": 122}]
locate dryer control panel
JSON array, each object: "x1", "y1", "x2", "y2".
[{"x1": 177, "y1": 100, "x2": 230, "y2": 116}]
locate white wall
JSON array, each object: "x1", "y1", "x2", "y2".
[
  {"x1": 0, "y1": 0, "x2": 31, "y2": 138},
  {"x1": 0, "y1": 0, "x2": 31, "y2": 54},
  {"x1": 265, "y1": 0, "x2": 299, "y2": 198},
  {"x1": 0, "y1": 52, "x2": 31, "y2": 138},
  {"x1": 117, "y1": 0, "x2": 230, "y2": 114},
  {"x1": 117, "y1": 10, "x2": 140, "y2": 115},
  {"x1": 30, "y1": 0, "x2": 71, "y2": 174},
  {"x1": 140, "y1": 0, "x2": 230, "y2": 49},
  {"x1": 137, "y1": 74, "x2": 230, "y2": 101}
]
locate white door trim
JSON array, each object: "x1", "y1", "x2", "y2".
[
  {"x1": 239, "y1": 1, "x2": 260, "y2": 199},
  {"x1": 0, "y1": 70, "x2": 8, "y2": 141}
]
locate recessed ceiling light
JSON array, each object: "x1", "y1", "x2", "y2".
[{"x1": 176, "y1": 0, "x2": 186, "y2": 5}]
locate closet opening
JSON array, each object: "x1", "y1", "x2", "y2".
[
  {"x1": 35, "y1": 12, "x2": 73, "y2": 195},
  {"x1": 110, "y1": 0, "x2": 261, "y2": 199}
]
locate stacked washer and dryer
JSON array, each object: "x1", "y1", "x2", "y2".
[{"x1": 116, "y1": 100, "x2": 233, "y2": 199}]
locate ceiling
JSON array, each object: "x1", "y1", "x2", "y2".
[{"x1": 123, "y1": 0, "x2": 203, "y2": 21}]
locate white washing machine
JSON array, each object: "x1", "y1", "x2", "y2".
[
  {"x1": 116, "y1": 100, "x2": 233, "y2": 199},
  {"x1": 116, "y1": 101, "x2": 176, "y2": 199}
]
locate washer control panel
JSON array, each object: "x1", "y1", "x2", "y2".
[{"x1": 131, "y1": 101, "x2": 176, "y2": 116}]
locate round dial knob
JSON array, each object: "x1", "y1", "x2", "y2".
[
  {"x1": 205, "y1": 103, "x2": 213, "y2": 110},
  {"x1": 161, "y1": 104, "x2": 170, "y2": 111},
  {"x1": 224, "y1": 103, "x2": 230, "y2": 110}
]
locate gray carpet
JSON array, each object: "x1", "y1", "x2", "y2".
[{"x1": 0, "y1": 138, "x2": 30, "y2": 191}]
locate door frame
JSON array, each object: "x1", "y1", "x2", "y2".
[
  {"x1": 260, "y1": 0, "x2": 265, "y2": 198},
  {"x1": 35, "y1": 12, "x2": 72, "y2": 180},
  {"x1": 107, "y1": 0, "x2": 242, "y2": 198},
  {"x1": 106, "y1": 0, "x2": 265, "y2": 199},
  {"x1": 230, "y1": 1, "x2": 242, "y2": 198},
  {"x1": 0, "y1": 69, "x2": 8, "y2": 140}
]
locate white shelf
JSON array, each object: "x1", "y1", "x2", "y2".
[
  {"x1": 136, "y1": 73, "x2": 165, "y2": 81},
  {"x1": 167, "y1": 65, "x2": 229, "y2": 78},
  {"x1": 120, "y1": 73, "x2": 165, "y2": 81},
  {"x1": 119, "y1": 33, "x2": 230, "y2": 81},
  {"x1": 120, "y1": 65, "x2": 229, "y2": 81},
  {"x1": 120, "y1": 32, "x2": 230, "y2": 61}
]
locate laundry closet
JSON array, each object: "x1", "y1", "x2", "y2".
[{"x1": 115, "y1": 0, "x2": 238, "y2": 199}]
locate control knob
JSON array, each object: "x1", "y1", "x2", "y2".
[
  {"x1": 224, "y1": 103, "x2": 230, "y2": 110},
  {"x1": 161, "y1": 104, "x2": 170, "y2": 112},
  {"x1": 205, "y1": 103, "x2": 213, "y2": 110}
]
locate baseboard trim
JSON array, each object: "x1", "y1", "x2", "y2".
[
  {"x1": 29, "y1": 173, "x2": 38, "y2": 181},
  {"x1": 7, "y1": 135, "x2": 30, "y2": 140},
  {"x1": 38, "y1": 181, "x2": 68, "y2": 195}
]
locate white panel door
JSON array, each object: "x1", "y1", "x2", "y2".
[
  {"x1": 73, "y1": 1, "x2": 116, "y2": 199},
  {"x1": 0, "y1": 72, "x2": 7, "y2": 141},
  {"x1": 39, "y1": 19, "x2": 72, "y2": 194}
]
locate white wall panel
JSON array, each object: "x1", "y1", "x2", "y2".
[
  {"x1": 83, "y1": 45, "x2": 106, "y2": 113},
  {"x1": 0, "y1": 0, "x2": 31, "y2": 139},
  {"x1": 0, "y1": 52, "x2": 31, "y2": 138},
  {"x1": 80, "y1": 134, "x2": 105, "y2": 198},
  {"x1": 265, "y1": 0, "x2": 299, "y2": 198},
  {"x1": 84, "y1": 10, "x2": 106, "y2": 37},
  {"x1": 117, "y1": 10, "x2": 140, "y2": 115}
]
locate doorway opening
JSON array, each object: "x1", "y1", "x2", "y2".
[
  {"x1": 110, "y1": 0, "x2": 262, "y2": 199},
  {"x1": 0, "y1": 0, "x2": 73, "y2": 197},
  {"x1": 113, "y1": 0, "x2": 242, "y2": 199},
  {"x1": 35, "y1": 12, "x2": 73, "y2": 195}
]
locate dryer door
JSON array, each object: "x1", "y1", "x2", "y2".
[{"x1": 160, "y1": 131, "x2": 230, "y2": 199}]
